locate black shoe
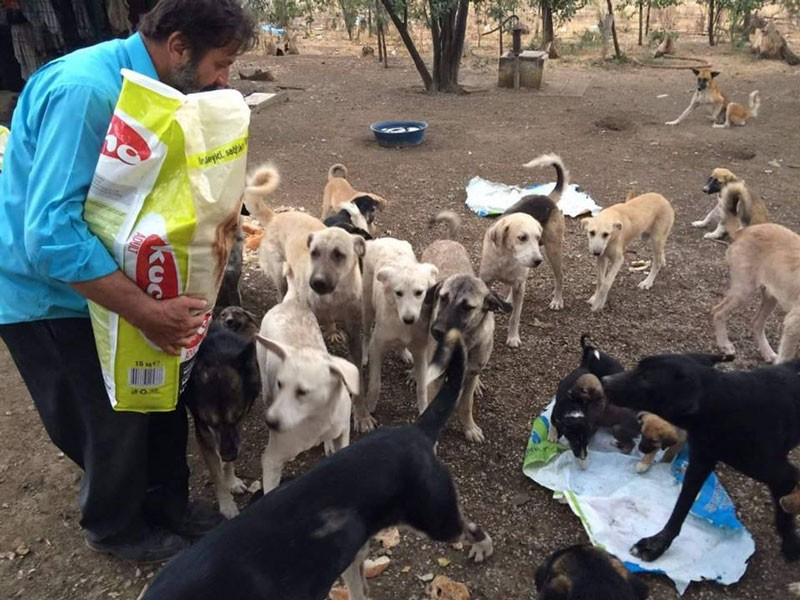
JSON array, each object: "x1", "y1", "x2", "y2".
[
  {"x1": 86, "y1": 526, "x2": 189, "y2": 563},
  {"x1": 162, "y1": 501, "x2": 224, "y2": 539}
]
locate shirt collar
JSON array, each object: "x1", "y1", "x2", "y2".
[{"x1": 123, "y1": 33, "x2": 159, "y2": 81}]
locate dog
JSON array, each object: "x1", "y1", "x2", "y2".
[
  {"x1": 635, "y1": 412, "x2": 687, "y2": 474},
  {"x1": 500, "y1": 153, "x2": 568, "y2": 312},
  {"x1": 182, "y1": 321, "x2": 261, "y2": 518},
  {"x1": 323, "y1": 199, "x2": 374, "y2": 240},
  {"x1": 255, "y1": 299, "x2": 359, "y2": 494},
  {"x1": 713, "y1": 223, "x2": 800, "y2": 363},
  {"x1": 602, "y1": 351, "x2": 800, "y2": 562},
  {"x1": 582, "y1": 193, "x2": 674, "y2": 312},
  {"x1": 321, "y1": 163, "x2": 386, "y2": 234},
  {"x1": 422, "y1": 211, "x2": 511, "y2": 443},
  {"x1": 139, "y1": 331, "x2": 493, "y2": 600},
  {"x1": 665, "y1": 68, "x2": 760, "y2": 127},
  {"x1": 245, "y1": 164, "x2": 366, "y2": 370},
  {"x1": 213, "y1": 218, "x2": 245, "y2": 308},
  {"x1": 217, "y1": 305, "x2": 259, "y2": 339},
  {"x1": 693, "y1": 168, "x2": 768, "y2": 240},
  {"x1": 358, "y1": 237, "x2": 439, "y2": 432},
  {"x1": 535, "y1": 544, "x2": 649, "y2": 600}
]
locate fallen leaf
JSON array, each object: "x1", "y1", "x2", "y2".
[
  {"x1": 401, "y1": 566, "x2": 412, "y2": 573},
  {"x1": 437, "y1": 557, "x2": 451, "y2": 567},
  {"x1": 364, "y1": 556, "x2": 391, "y2": 578},
  {"x1": 417, "y1": 572, "x2": 435, "y2": 582}
]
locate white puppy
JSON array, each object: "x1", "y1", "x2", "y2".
[
  {"x1": 356, "y1": 238, "x2": 438, "y2": 432},
  {"x1": 256, "y1": 299, "x2": 360, "y2": 494}
]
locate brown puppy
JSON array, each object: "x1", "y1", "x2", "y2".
[
  {"x1": 694, "y1": 168, "x2": 768, "y2": 240},
  {"x1": 582, "y1": 193, "x2": 674, "y2": 312},
  {"x1": 320, "y1": 163, "x2": 386, "y2": 230},
  {"x1": 635, "y1": 412, "x2": 687, "y2": 474},
  {"x1": 666, "y1": 68, "x2": 760, "y2": 128},
  {"x1": 713, "y1": 223, "x2": 800, "y2": 363}
]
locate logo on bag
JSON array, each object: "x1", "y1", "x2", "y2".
[
  {"x1": 102, "y1": 115, "x2": 152, "y2": 165},
  {"x1": 135, "y1": 234, "x2": 179, "y2": 299}
]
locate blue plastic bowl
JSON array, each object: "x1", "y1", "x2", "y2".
[{"x1": 370, "y1": 121, "x2": 428, "y2": 148}]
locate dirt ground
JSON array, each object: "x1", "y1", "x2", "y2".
[{"x1": 3, "y1": 26, "x2": 800, "y2": 600}]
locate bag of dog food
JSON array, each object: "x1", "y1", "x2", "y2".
[
  {"x1": 84, "y1": 69, "x2": 250, "y2": 412},
  {"x1": 0, "y1": 125, "x2": 9, "y2": 172}
]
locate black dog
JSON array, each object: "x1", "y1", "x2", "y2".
[
  {"x1": 183, "y1": 321, "x2": 260, "y2": 518},
  {"x1": 602, "y1": 352, "x2": 800, "y2": 562},
  {"x1": 217, "y1": 305, "x2": 259, "y2": 340},
  {"x1": 141, "y1": 331, "x2": 492, "y2": 600},
  {"x1": 550, "y1": 336, "x2": 637, "y2": 466},
  {"x1": 323, "y1": 194, "x2": 380, "y2": 240},
  {"x1": 214, "y1": 224, "x2": 245, "y2": 308},
  {"x1": 535, "y1": 544, "x2": 649, "y2": 600}
]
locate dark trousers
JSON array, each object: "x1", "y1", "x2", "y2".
[{"x1": 0, "y1": 318, "x2": 189, "y2": 542}]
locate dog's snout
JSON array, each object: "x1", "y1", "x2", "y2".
[
  {"x1": 220, "y1": 447, "x2": 239, "y2": 463},
  {"x1": 592, "y1": 250, "x2": 601, "y2": 256},
  {"x1": 402, "y1": 315, "x2": 416, "y2": 325},
  {"x1": 224, "y1": 317, "x2": 235, "y2": 327},
  {"x1": 533, "y1": 258, "x2": 543, "y2": 267},
  {"x1": 265, "y1": 416, "x2": 281, "y2": 431},
  {"x1": 310, "y1": 277, "x2": 333, "y2": 295}
]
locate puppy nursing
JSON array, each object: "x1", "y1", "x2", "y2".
[{"x1": 582, "y1": 193, "x2": 674, "y2": 312}]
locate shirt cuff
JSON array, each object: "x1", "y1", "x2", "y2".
[{"x1": 33, "y1": 236, "x2": 120, "y2": 283}]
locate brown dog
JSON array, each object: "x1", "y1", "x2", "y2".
[
  {"x1": 320, "y1": 163, "x2": 386, "y2": 232},
  {"x1": 713, "y1": 223, "x2": 800, "y2": 363},
  {"x1": 635, "y1": 412, "x2": 686, "y2": 474},
  {"x1": 665, "y1": 68, "x2": 760, "y2": 128},
  {"x1": 695, "y1": 167, "x2": 768, "y2": 240}
]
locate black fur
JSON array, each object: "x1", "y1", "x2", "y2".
[
  {"x1": 535, "y1": 544, "x2": 649, "y2": 600},
  {"x1": 580, "y1": 334, "x2": 624, "y2": 376},
  {"x1": 504, "y1": 194, "x2": 557, "y2": 228},
  {"x1": 141, "y1": 334, "x2": 487, "y2": 600},
  {"x1": 214, "y1": 225, "x2": 244, "y2": 309},
  {"x1": 603, "y1": 353, "x2": 800, "y2": 562}
]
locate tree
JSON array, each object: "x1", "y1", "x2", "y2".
[{"x1": 539, "y1": 0, "x2": 589, "y2": 50}]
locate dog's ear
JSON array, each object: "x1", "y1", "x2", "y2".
[
  {"x1": 255, "y1": 335, "x2": 287, "y2": 361},
  {"x1": 581, "y1": 217, "x2": 592, "y2": 231},
  {"x1": 350, "y1": 234, "x2": 367, "y2": 257},
  {"x1": 484, "y1": 290, "x2": 512, "y2": 313},
  {"x1": 244, "y1": 310, "x2": 258, "y2": 328},
  {"x1": 422, "y1": 263, "x2": 439, "y2": 286},
  {"x1": 307, "y1": 232, "x2": 315, "y2": 249},
  {"x1": 328, "y1": 356, "x2": 360, "y2": 396},
  {"x1": 691, "y1": 67, "x2": 700, "y2": 76},
  {"x1": 424, "y1": 281, "x2": 442, "y2": 306},
  {"x1": 711, "y1": 70, "x2": 720, "y2": 78},
  {"x1": 613, "y1": 221, "x2": 622, "y2": 231},
  {"x1": 376, "y1": 266, "x2": 396, "y2": 285}
]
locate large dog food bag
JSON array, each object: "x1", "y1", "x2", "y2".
[{"x1": 84, "y1": 69, "x2": 250, "y2": 412}]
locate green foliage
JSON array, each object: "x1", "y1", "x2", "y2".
[
  {"x1": 542, "y1": 0, "x2": 590, "y2": 24},
  {"x1": 648, "y1": 28, "x2": 678, "y2": 44},
  {"x1": 245, "y1": 0, "x2": 302, "y2": 27}
]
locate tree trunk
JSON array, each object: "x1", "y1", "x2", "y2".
[
  {"x1": 638, "y1": 0, "x2": 643, "y2": 45},
  {"x1": 429, "y1": 0, "x2": 469, "y2": 92},
  {"x1": 606, "y1": 0, "x2": 622, "y2": 58},
  {"x1": 645, "y1": 1, "x2": 651, "y2": 36},
  {"x1": 708, "y1": 0, "x2": 716, "y2": 46},
  {"x1": 541, "y1": 1, "x2": 555, "y2": 47},
  {"x1": 380, "y1": 0, "x2": 432, "y2": 89}
]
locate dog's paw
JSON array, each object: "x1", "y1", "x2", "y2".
[
  {"x1": 703, "y1": 231, "x2": 724, "y2": 240},
  {"x1": 400, "y1": 348, "x2": 413, "y2": 364},
  {"x1": 782, "y1": 535, "x2": 800, "y2": 561},
  {"x1": 323, "y1": 440, "x2": 335, "y2": 456},
  {"x1": 590, "y1": 299, "x2": 606, "y2": 312},
  {"x1": 549, "y1": 297, "x2": 564, "y2": 311},
  {"x1": 691, "y1": 220, "x2": 707, "y2": 228},
  {"x1": 468, "y1": 534, "x2": 494, "y2": 563},
  {"x1": 638, "y1": 279, "x2": 654, "y2": 290},
  {"x1": 464, "y1": 424, "x2": 485, "y2": 443},
  {"x1": 719, "y1": 343, "x2": 736, "y2": 357},
  {"x1": 630, "y1": 534, "x2": 670, "y2": 562},
  {"x1": 712, "y1": 123, "x2": 726, "y2": 129},
  {"x1": 547, "y1": 426, "x2": 559, "y2": 443},
  {"x1": 577, "y1": 456, "x2": 590, "y2": 470},
  {"x1": 788, "y1": 582, "x2": 800, "y2": 597},
  {"x1": 219, "y1": 498, "x2": 240, "y2": 519},
  {"x1": 506, "y1": 335, "x2": 521, "y2": 348},
  {"x1": 587, "y1": 294, "x2": 596, "y2": 305},
  {"x1": 761, "y1": 348, "x2": 778, "y2": 363},
  {"x1": 229, "y1": 476, "x2": 248, "y2": 495},
  {"x1": 635, "y1": 461, "x2": 651, "y2": 474},
  {"x1": 354, "y1": 415, "x2": 378, "y2": 433},
  {"x1": 665, "y1": 120, "x2": 679, "y2": 126}
]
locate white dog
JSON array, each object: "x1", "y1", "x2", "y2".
[
  {"x1": 356, "y1": 238, "x2": 438, "y2": 432},
  {"x1": 256, "y1": 299, "x2": 360, "y2": 494}
]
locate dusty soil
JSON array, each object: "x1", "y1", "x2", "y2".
[{"x1": 2, "y1": 30, "x2": 800, "y2": 600}]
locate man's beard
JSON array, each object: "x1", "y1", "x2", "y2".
[{"x1": 165, "y1": 60, "x2": 202, "y2": 94}]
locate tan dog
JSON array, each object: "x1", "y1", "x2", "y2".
[
  {"x1": 713, "y1": 223, "x2": 800, "y2": 363},
  {"x1": 635, "y1": 412, "x2": 687, "y2": 474},
  {"x1": 665, "y1": 68, "x2": 760, "y2": 128},
  {"x1": 695, "y1": 168, "x2": 768, "y2": 240},
  {"x1": 320, "y1": 163, "x2": 386, "y2": 231},
  {"x1": 582, "y1": 193, "x2": 674, "y2": 312},
  {"x1": 245, "y1": 165, "x2": 366, "y2": 369}
]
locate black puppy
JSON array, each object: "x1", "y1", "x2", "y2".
[
  {"x1": 217, "y1": 305, "x2": 259, "y2": 340},
  {"x1": 550, "y1": 336, "x2": 637, "y2": 466},
  {"x1": 535, "y1": 544, "x2": 649, "y2": 600},
  {"x1": 323, "y1": 194, "x2": 380, "y2": 240},
  {"x1": 602, "y1": 352, "x2": 800, "y2": 562},
  {"x1": 141, "y1": 331, "x2": 492, "y2": 600},
  {"x1": 183, "y1": 321, "x2": 260, "y2": 518}
]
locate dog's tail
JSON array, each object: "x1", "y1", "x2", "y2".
[
  {"x1": 523, "y1": 153, "x2": 570, "y2": 203},
  {"x1": 244, "y1": 164, "x2": 280, "y2": 226},
  {"x1": 721, "y1": 181, "x2": 749, "y2": 239},
  {"x1": 429, "y1": 210, "x2": 461, "y2": 240},
  {"x1": 417, "y1": 330, "x2": 466, "y2": 443},
  {"x1": 748, "y1": 90, "x2": 761, "y2": 118},
  {"x1": 328, "y1": 163, "x2": 348, "y2": 180}
]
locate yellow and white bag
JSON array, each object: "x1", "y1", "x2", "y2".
[{"x1": 84, "y1": 69, "x2": 250, "y2": 412}]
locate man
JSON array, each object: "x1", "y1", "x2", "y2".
[{"x1": 0, "y1": 0, "x2": 258, "y2": 562}]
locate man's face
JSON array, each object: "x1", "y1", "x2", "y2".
[{"x1": 166, "y1": 41, "x2": 238, "y2": 93}]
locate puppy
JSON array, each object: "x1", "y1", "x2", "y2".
[
  {"x1": 551, "y1": 372, "x2": 639, "y2": 469},
  {"x1": 535, "y1": 544, "x2": 649, "y2": 600},
  {"x1": 323, "y1": 200, "x2": 374, "y2": 240},
  {"x1": 501, "y1": 153, "x2": 569, "y2": 311},
  {"x1": 182, "y1": 321, "x2": 261, "y2": 518},
  {"x1": 582, "y1": 193, "x2": 674, "y2": 312},
  {"x1": 665, "y1": 68, "x2": 760, "y2": 127},
  {"x1": 255, "y1": 299, "x2": 359, "y2": 494},
  {"x1": 139, "y1": 331, "x2": 493, "y2": 600},
  {"x1": 694, "y1": 168, "x2": 767, "y2": 240},
  {"x1": 246, "y1": 165, "x2": 366, "y2": 370},
  {"x1": 321, "y1": 163, "x2": 386, "y2": 233},
  {"x1": 602, "y1": 352, "x2": 800, "y2": 562},
  {"x1": 635, "y1": 412, "x2": 687, "y2": 474},
  {"x1": 579, "y1": 333, "x2": 625, "y2": 376},
  {"x1": 713, "y1": 223, "x2": 800, "y2": 363},
  {"x1": 358, "y1": 237, "x2": 438, "y2": 432},
  {"x1": 423, "y1": 211, "x2": 511, "y2": 443},
  {"x1": 213, "y1": 218, "x2": 245, "y2": 308},
  {"x1": 217, "y1": 305, "x2": 258, "y2": 339}
]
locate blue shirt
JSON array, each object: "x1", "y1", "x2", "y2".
[{"x1": 0, "y1": 34, "x2": 159, "y2": 324}]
